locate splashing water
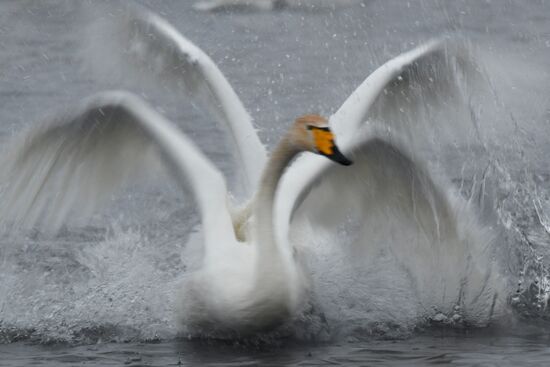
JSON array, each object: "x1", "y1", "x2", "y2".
[{"x1": 1, "y1": 0, "x2": 550, "y2": 346}]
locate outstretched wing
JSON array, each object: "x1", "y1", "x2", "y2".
[
  {"x1": 275, "y1": 40, "x2": 500, "y2": 321},
  {"x1": 285, "y1": 128, "x2": 499, "y2": 323},
  {"x1": 287, "y1": 127, "x2": 454, "y2": 241},
  {"x1": 276, "y1": 39, "x2": 479, "y2": 238},
  {"x1": 83, "y1": 6, "x2": 267, "y2": 193},
  {"x1": 0, "y1": 91, "x2": 234, "y2": 242},
  {"x1": 332, "y1": 38, "x2": 478, "y2": 148}
]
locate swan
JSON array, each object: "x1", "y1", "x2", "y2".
[
  {"x1": 0, "y1": 8, "x2": 498, "y2": 335},
  {"x1": 0, "y1": 92, "x2": 351, "y2": 334},
  {"x1": 179, "y1": 113, "x2": 351, "y2": 334},
  {"x1": 82, "y1": 8, "x2": 476, "y2": 242},
  {"x1": 191, "y1": 0, "x2": 360, "y2": 12},
  {"x1": 193, "y1": 0, "x2": 286, "y2": 12}
]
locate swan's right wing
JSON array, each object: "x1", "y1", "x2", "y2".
[
  {"x1": 0, "y1": 91, "x2": 233, "y2": 240},
  {"x1": 84, "y1": 7, "x2": 267, "y2": 193}
]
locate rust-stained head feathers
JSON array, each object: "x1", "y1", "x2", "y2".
[
  {"x1": 294, "y1": 114, "x2": 328, "y2": 127},
  {"x1": 291, "y1": 114, "x2": 352, "y2": 166}
]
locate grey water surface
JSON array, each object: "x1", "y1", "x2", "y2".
[{"x1": 1, "y1": 0, "x2": 550, "y2": 365}]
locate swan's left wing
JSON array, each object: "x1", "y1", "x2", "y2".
[
  {"x1": 277, "y1": 126, "x2": 500, "y2": 323},
  {"x1": 275, "y1": 126, "x2": 455, "y2": 254},
  {"x1": 275, "y1": 40, "x2": 499, "y2": 320},
  {"x1": 331, "y1": 39, "x2": 478, "y2": 148},
  {"x1": 276, "y1": 39, "x2": 479, "y2": 238}
]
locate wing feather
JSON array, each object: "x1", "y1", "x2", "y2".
[
  {"x1": 83, "y1": 6, "x2": 267, "y2": 193},
  {"x1": 274, "y1": 40, "x2": 501, "y2": 322},
  {"x1": 0, "y1": 91, "x2": 232, "y2": 237},
  {"x1": 276, "y1": 39, "x2": 480, "y2": 235},
  {"x1": 331, "y1": 39, "x2": 479, "y2": 147},
  {"x1": 287, "y1": 129, "x2": 501, "y2": 324}
]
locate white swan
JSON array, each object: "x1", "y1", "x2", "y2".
[
  {"x1": 180, "y1": 113, "x2": 352, "y2": 334},
  {"x1": 84, "y1": 7, "x2": 267, "y2": 196},
  {"x1": 0, "y1": 92, "x2": 351, "y2": 334},
  {"x1": 192, "y1": 0, "x2": 360, "y2": 12},
  {"x1": 82, "y1": 9, "x2": 475, "y2": 242},
  {"x1": 0, "y1": 9, "x2": 498, "y2": 334},
  {"x1": 193, "y1": 0, "x2": 286, "y2": 12}
]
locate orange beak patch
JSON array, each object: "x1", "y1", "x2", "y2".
[
  {"x1": 310, "y1": 127, "x2": 335, "y2": 155},
  {"x1": 307, "y1": 125, "x2": 353, "y2": 166}
]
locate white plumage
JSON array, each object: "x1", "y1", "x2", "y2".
[{"x1": 0, "y1": 8, "x2": 502, "y2": 336}]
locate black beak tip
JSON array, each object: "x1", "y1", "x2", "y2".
[
  {"x1": 327, "y1": 147, "x2": 353, "y2": 166},
  {"x1": 340, "y1": 158, "x2": 353, "y2": 166}
]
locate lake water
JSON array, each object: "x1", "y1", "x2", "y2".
[{"x1": 1, "y1": 0, "x2": 550, "y2": 365}]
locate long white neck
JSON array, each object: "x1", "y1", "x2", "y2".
[{"x1": 254, "y1": 132, "x2": 300, "y2": 271}]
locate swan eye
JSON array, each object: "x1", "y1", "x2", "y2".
[{"x1": 308, "y1": 126, "x2": 335, "y2": 155}]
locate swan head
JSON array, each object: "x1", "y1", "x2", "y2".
[{"x1": 292, "y1": 114, "x2": 353, "y2": 166}]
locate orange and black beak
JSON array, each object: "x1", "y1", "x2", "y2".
[{"x1": 308, "y1": 126, "x2": 353, "y2": 166}]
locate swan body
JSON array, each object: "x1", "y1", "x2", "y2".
[
  {"x1": 0, "y1": 7, "x2": 498, "y2": 335},
  {"x1": 181, "y1": 114, "x2": 351, "y2": 334}
]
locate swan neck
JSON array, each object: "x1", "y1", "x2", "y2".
[{"x1": 255, "y1": 133, "x2": 299, "y2": 257}]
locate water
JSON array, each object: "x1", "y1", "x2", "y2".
[
  {"x1": 2, "y1": 332, "x2": 550, "y2": 366},
  {"x1": 1, "y1": 0, "x2": 550, "y2": 364}
]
